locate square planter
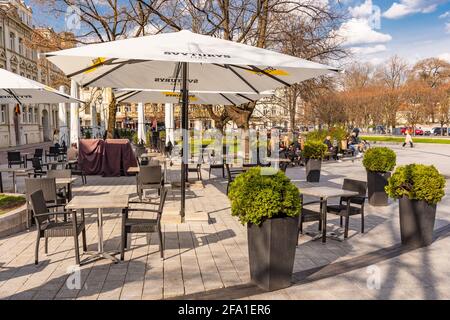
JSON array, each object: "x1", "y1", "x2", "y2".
[
  {"x1": 367, "y1": 171, "x2": 391, "y2": 206},
  {"x1": 247, "y1": 216, "x2": 298, "y2": 291},
  {"x1": 399, "y1": 196, "x2": 437, "y2": 247},
  {"x1": 305, "y1": 159, "x2": 321, "y2": 182}
]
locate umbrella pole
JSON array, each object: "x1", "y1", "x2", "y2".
[{"x1": 180, "y1": 62, "x2": 189, "y2": 218}]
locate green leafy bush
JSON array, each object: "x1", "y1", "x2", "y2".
[
  {"x1": 363, "y1": 147, "x2": 396, "y2": 172},
  {"x1": 385, "y1": 164, "x2": 446, "y2": 204},
  {"x1": 303, "y1": 140, "x2": 327, "y2": 159},
  {"x1": 228, "y1": 167, "x2": 302, "y2": 225},
  {"x1": 306, "y1": 130, "x2": 328, "y2": 142}
]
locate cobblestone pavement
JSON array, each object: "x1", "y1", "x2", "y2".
[{"x1": 0, "y1": 143, "x2": 450, "y2": 300}]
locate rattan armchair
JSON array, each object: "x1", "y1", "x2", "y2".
[
  {"x1": 121, "y1": 188, "x2": 168, "y2": 260},
  {"x1": 137, "y1": 165, "x2": 164, "y2": 200},
  {"x1": 30, "y1": 190, "x2": 87, "y2": 265}
]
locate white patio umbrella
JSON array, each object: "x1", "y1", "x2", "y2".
[
  {"x1": 44, "y1": 29, "x2": 340, "y2": 216},
  {"x1": 115, "y1": 89, "x2": 273, "y2": 105},
  {"x1": 0, "y1": 68, "x2": 82, "y2": 104}
]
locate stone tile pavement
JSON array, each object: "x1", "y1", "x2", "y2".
[{"x1": 0, "y1": 143, "x2": 450, "y2": 300}]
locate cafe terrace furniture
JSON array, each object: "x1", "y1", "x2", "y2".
[
  {"x1": 298, "y1": 185, "x2": 360, "y2": 243},
  {"x1": 121, "y1": 188, "x2": 168, "y2": 260},
  {"x1": 30, "y1": 190, "x2": 87, "y2": 265},
  {"x1": 0, "y1": 167, "x2": 33, "y2": 193},
  {"x1": 7, "y1": 151, "x2": 25, "y2": 168},
  {"x1": 66, "y1": 194, "x2": 129, "y2": 264},
  {"x1": 326, "y1": 179, "x2": 368, "y2": 239},
  {"x1": 32, "y1": 157, "x2": 47, "y2": 178},
  {"x1": 136, "y1": 165, "x2": 164, "y2": 200}
]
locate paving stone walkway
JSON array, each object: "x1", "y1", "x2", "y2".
[{"x1": 0, "y1": 143, "x2": 450, "y2": 300}]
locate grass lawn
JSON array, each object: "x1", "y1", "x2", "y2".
[
  {"x1": 362, "y1": 136, "x2": 450, "y2": 145},
  {"x1": 0, "y1": 194, "x2": 26, "y2": 215}
]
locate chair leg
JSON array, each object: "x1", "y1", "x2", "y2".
[
  {"x1": 158, "y1": 229, "x2": 164, "y2": 259},
  {"x1": 340, "y1": 216, "x2": 343, "y2": 227},
  {"x1": 222, "y1": 166, "x2": 225, "y2": 178},
  {"x1": 120, "y1": 233, "x2": 126, "y2": 261},
  {"x1": 361, "y1": 211, "x2": 365, "y2": 233},
  {"x1": 44, "y1": 236, "x2": 48, "y2": 254},
  {"x1": 73, "y1": 234, "x2": 80, "y2": 265},
  {"x1": 35, "y1": 232, "x2": 40, "y2": 265},
  {"x1": 344, "y1": 215, "x2": 350, "y2": 238},
  {"x1": 82, "y1": 229, "x2": 87, "y2": 252},
  {"x1": 209, "y1": 167, "x2": 212, "y2": 179},
  {"x1": 318, "y1": 219, "x2": 322, "y2": 231}
]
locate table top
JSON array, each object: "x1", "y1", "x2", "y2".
[
  {"x1": 264, "y1": 158, "x2": 291, "y2": 163},
  {"x1": 66, "y1": 194, "x2": 129, "y2": 210},
  {"x1": 298, "y1": 185, "x2": 360, "y2": 199},
  {"x1": 0, "y1": 168, "x2": 33, "y2": 173},
  {"x1": 141, "y1": 153, "x2": 162, "y2": 158},
  {"x1": 55, "y1": 177, "x2": 77, "y2": 184},
  {"x1": 127, "y1": 166, "x2": 140, "y2": 174}
]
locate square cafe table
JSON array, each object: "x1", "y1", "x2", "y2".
[
  {"x1": 66, "y1": 194, "x2": 129, "y2": 264},
  {"x1": 298, "y1": 185, "x2": 359, "y2": 243},
  {"x1": 0, "y1": 167, "x2": 33, "y2": 193}
]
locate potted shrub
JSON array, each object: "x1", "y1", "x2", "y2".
[
  {"x1": 303, "y1": 140, "x2": 327, "y2": 182},
  {"x1": 363, "y1": 147, "x2": 396, "y2": 206},
  {"x1": 228, "y1": 167, "x2": 301, "y2": 291},
  {"x1": 385, "y1": 164, "x2": 446, "y2": 247}
]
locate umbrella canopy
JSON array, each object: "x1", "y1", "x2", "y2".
[
  {"x1": 0, "y1": 68, "x2": 82, "y2": 104},
  {"x1": 115, "y1": 89, "x2": 273, "y2": 105},
  {"x1": 44, "y1": 30, "x2": 339, "y2": 92},
  {"x1": 44, "y1": 30, "x2": 340, "y2": 217}
]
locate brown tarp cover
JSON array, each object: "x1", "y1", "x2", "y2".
[{"x1": 79, "y1": 139, "x2": 137, "y2": 177}]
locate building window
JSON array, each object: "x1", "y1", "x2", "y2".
[
  {"x1": 85, "y1": 105, "x2": 91, "y2": 115},
  {"x1": 34, "y1": 107, "x2": 38, "y2": 123},
  {"x1": 9, "y1": 32, "x2": 15, "y2": 51},
  {"x1": 18, "y1": 38, "x2": 23, "y2": 55},
  {"x1": 0, "y1": 105, "x2": 6, "y2": 123},
  {"x1": 22, "y1": 106, "x2": 27, "y2": 123},
  {"x1": 28, "y1": 107, "x2": 33, "y2": 123},
  {"x1": 0, "y1": 27, "x2": 3, "y2": 46}
]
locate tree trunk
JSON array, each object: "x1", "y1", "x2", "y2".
[{"x1": 107, "y1": 92, "x2": 117, "y2": 139}]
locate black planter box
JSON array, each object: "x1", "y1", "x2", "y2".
[
  {"x1": 305, "y1": 159, "x2": 321, "y2": 182},
  {"x1": 399, "y1": 196, "x2": 437, "y2": 247},
  {"x1": 367, "y1": 171, "x2": 391, "y2": 206},
  {"x1": 247, "y1": 216, "x2": 298, "y2": 291}
]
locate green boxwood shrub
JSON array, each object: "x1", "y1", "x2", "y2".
[
  {"x1": 228, "y1": 167, "x2": 302, "y2": 225},
  {"x1": 385, "y1": 164, "x2": 446, "y2": 205},
  {"x1": 303, "y1": 140, "x2": 327, "y2": 159},
  {"x1": 363, "y1": 147, "x2": 396, "y2": 172}
]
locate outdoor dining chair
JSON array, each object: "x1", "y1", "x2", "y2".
[
  {"x1": 187, "y1": 163, "x2": 202, "y2": 181},
  {"x1": 47, "y1": 169, "x2": 72, "y2": 199},
  {"x1": 137, "y1": 165, "x2": 164, "y2": 200},
  {"x1": 297, "y1": 194, "x2": 325, "y2": 244},
  {"x1": 30, "y1": 190, "x2": 87, "y2": 265},
  {"x1": 207, "y1": 151, "x2": 225, "y2": 179},
  {"x1": 67, "y1": 161, "x2": 87, "y2": 185},
  {"x1": 7, "y1": 151, "x2": 24, "y2": 168},
  {"x1": 121, "y1": 188, "x2": 168, "y2": 260},
  {"x1": 326, "y1": 179, "x2": 368, "y2": 239},
  {"x1": 225, "y1": 164, "x2": 246, "y2": 195},
  {"x1": 32, "y1": 157, "x2": 47, "y2": 178},
  {"x1": 45, "y1": 146, "x2": 60, "y2": 162},
  {"x1": 25, "y1": 178, "x2": 68, "y2": 227}
]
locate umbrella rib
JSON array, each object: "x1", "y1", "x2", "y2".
[
  {"x1": 67, "y1": 58, "x2": 117, "y2": 78},
  {"x1": 236, "y1": 93, "x2": 257, "y2": 103},
  {"x1": 4, "y1": 89, "x2": 23, "y2": 106},
  {"x1": 219, "y1": 93, "x2": 237, "y2": 106},
  {"x1": 248, "y1": 65, "x2": 291, "y2": 87},
  {"x1": 213, "y1": 64, "x2": 260, "y2": 94},
  {"x1": 82, "y1": 61, "x2": 129, "y2": 88},
  {"x1": 117, "y1": 90, "x2": 142, "y2": 104}
]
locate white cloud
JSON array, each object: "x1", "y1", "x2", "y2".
[
  {"x1": 383, "y1": 0, "x2": 449, "y2": 19},
  {"x1": 336, "y1": 18, "x2": 392, "y2": 46},
  {"x1": 351, "y1": 44, "x2": 387, "y2": 55},
  {"x1": 438, "y1": 53, "x2": 450, "y2": 62},
  {"x1": 439, "y1": 11, "x2": 450, "y2": 18},
  {"x1": 446, "y1": 22, "x2": 450, "y2": 33}
]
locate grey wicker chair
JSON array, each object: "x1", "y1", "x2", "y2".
[
  {"x1": 47, "y1": 169, "x2": 72, "y2": 199},
  {"x1": 121, "y1": 188, "x2": 168, "y2": 260},
  {"x1": 298, "y1": 194, "x2": 325, "y2": 243},
  {"x1": 326, "y1": 179, "x2": 367, "y2": 238},
  {"x1": 30, "y1": 190, "x2": 87, "y2": 265},
  {"x1": 137, "y1": 165, "x2": 164, "y2": 200},
  {"x1": 67, "y1": 161, "x2": 87, "y2": 185},
  {"x1": 25, "y1": 178, "x2": 68, "y2": 228}
]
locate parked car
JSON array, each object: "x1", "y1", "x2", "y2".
[
  {"x1": 431, "y1": 127, "x2": 449, "y2": 136},
  {"x1": 400, "y1": 127, "x2": 423, "y2": 135}
]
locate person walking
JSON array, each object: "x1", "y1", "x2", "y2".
[{"x1": 403, "y1": 131, "x2": 414, "y2": 148}]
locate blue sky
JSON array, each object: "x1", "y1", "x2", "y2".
[
  {"x1": 337, "y1": 0, "x2": 450, "y2": 64},
  {"x1": 27, "y1": 0, "x2": 450, "y2": 65}
]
